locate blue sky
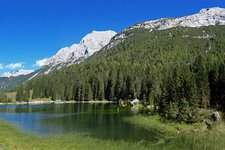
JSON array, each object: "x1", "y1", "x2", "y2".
[{"x1": 0, "y1": 0, "x2": 224, "y2": 75}]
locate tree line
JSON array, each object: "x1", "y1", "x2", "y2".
[{"x1": 16, "y1": 26, "x2": 225, "y2": 123}]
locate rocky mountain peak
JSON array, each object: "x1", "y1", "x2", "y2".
[
  {"x1": 129, "y1": 7, "x2": 225, "y2": 31},
  {"x1": 40, "y1": 30, "x2": 116, "y2": 73}
]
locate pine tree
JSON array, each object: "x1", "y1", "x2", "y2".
[
  {"x1": 148, "y1": 90, "x2": 155, "y2": 106},
  {"x1": 16, "y1": 86, "x2": 24, "y2": 102},
  {"x1": 24, "y1": 89, "x2": 30, "y2": 102},
  {"x1": 192, "y1": 55, "x2": 210, "y2": 109}
]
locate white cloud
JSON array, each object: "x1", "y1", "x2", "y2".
[
  {"x1": 0, "y1": 64, "x2": 3, "y2": 69},
  {"x1": 35, "y1": 58, "x2": 49, "y2": 67},
  {"x1": 1, "y1": 69, "x2": 34, "y2": 78},
  {"x1": 6, "y1": 62, "x2": 24, "y2": 69}
]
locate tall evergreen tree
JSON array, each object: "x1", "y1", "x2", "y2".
[{"x1": 16, "y1": 86, "x2": 24, "y2": 102}]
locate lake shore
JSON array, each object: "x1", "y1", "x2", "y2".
[
  {"x1": 0, "y1": 100, "x2": 116, "y2": 106},
  {"x1": 0, "y1": 119, "x2": 147, "y2": 150},
  {"x1": 0, "y1": 115, "x2": 224, "y2": 150}
]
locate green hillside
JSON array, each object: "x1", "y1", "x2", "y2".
[{"x1": 17, "y1": 25, "x2": 225, "y2": 123}]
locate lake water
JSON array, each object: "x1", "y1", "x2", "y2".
[{"x1": 0, "y1": 103, "x2": 159, "y2": 142}]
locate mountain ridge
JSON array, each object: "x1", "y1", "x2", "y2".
[
  {"x1": 40, "y1": 30, "x2": 117, "y2": 74},
  {"x1": 129, "y1": 7, "x2": 225, "y2": 31},
  {"x1": 1, "y1": 69, "x2": 34, "y2": 78},
  {"x1": 1, "y1": 7, "x2": 225, "y2": 91}
]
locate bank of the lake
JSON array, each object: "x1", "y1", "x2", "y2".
[
  {"x1": 124, "y1": 115, "x2": 225, "y2": 150},
  {"x1": 0, "y1": 119, "x2": 146, "y2": 150},
  {"x1": 0, "y1": 100, "x2": 116, "y2": 106},
  {"x1": 0, "y1": 115, "x2": 225, "y2": 150}
]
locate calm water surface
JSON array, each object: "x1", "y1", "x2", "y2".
[{"x1": 0, "y1": 103, "x2": 159, "y2": 142}]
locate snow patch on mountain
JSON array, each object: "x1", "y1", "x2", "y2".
[
  {"x1": 40, "y1": 30, "x2": 117, "y2": 71},
  {"x1": 129, "y1": 7, "x2": 225, "y2": 30},
  {"x1": 1, "y1": 69, "x2": 34, "y2": 78}
]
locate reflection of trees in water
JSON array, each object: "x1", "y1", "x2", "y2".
[
  {"x1": 0, "y1": 103, "x2": 157, "y2": 142},
  {"x1": 37, "y1": 104, "x2": 156, "y2": 141}
]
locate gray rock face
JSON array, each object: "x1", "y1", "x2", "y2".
[
  {"x1": 41, "y1": 30, "x2": 117, "y2": 74},
  {"x1": 129, "y1": 7, "x2": 225, "y2": 31}
]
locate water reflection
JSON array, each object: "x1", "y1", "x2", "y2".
[{"x1": 0, "y1": 103, "x2": 159, "y2": 142}]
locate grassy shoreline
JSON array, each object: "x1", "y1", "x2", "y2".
[
  {"x1": 0, "y1": 115, "x2": 225, "y2": 149},
  {"x1": 124, "y1": 115, "x2": 225, "y2": 149},
  {"x1": 124, "y1": 115, "x2": 207, "y2": 135},
  {"x1": 0, "y1": 120, "x2": 147, "y2": 150},
  {"x1": 0, "y1": 100, "x2": 116, "y2": 106}
]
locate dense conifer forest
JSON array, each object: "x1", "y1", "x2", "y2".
[{"x1": 16, "y1": 25, "x2": 225, "y2": 122}]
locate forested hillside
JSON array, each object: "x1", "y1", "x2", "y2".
[{"x1": 16, "y1": 25, "x2": 225, "y2": 122}]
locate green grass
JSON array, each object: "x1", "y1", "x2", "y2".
[
  {"x1": 1, "y1": 116, "x2": 225, "y2": 150},
  {"x1": 0, "y1": 120, "x2": 148, "y2": 150},
  {"x1": 124, "y1": 115, "x2": 207, "y2": 135},
  {"x1": 124, "y1": 115, "x2": 225, "y2": 150},
  {"x1": 6, "y1": 92, "x2": 16, "y2": 102}
]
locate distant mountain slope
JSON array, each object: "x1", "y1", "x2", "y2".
[
  {"x1": 0, "y1": 70, "x2": 38, "y2": 91},
  {"x1": 1, "y1": 69, "x2": 34, "y2": 78}
]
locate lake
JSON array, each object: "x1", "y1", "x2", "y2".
[{"x1": 0, "y1": 103, "x2": 159, "y2": 142}]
